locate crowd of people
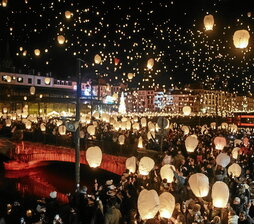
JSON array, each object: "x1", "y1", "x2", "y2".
[{"x1": 0, "y1": 117, "x2": 254, "y2": 224}]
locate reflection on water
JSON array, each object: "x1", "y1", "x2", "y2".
[{"x1": 0, "y1": 162, "x2": 120, "y2": 205}]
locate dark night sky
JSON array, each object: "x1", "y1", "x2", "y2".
[{"x1": 0, "y1": 0, "x2": 254, "y2": 93}]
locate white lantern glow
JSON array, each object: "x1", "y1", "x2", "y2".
[
  {"x1": 5, "y1": 119, "x2": 11, "y2": 127},
  {"x1": 94, "y1": 54, "x2": 102, "y2": 64},
  {"x1": 40, "y1": 123, "x2": 46, "y2": 132},
  {"x1": 182, "y1": 106, "x2": 191, "y2": 116},
  {"x1": 214, "y1": 136, "x2": 226, "y2": 150},
  {"x1": 147, "y1": 58, "x2": 154, "y2": 69},
  {"x1": 139, "y1": 156, "x2": 155, "y2": 175},
  {"x1": 212, "y1": 181, "x2": 229, "y2": 208},
  {"x1": 3, "y1": 107, "x2": 7, "y2": 113},
  {"x1": 181, "y1": 125, "x2": 189, "y2": 135},
  {"x1": 141, "y1": 117, "x2": 147, "y2": 127},
  {"x1": 160, "y1": 164, "x2": 174, "y2": 183},
  {"x1": 30, "y1": 86, "x2": 36, "y2": 95},
  {"x1": 216, "y1": 153, "x2": 230, "y2": 168},
  {"x1": 86, "y1": 146, "x2": 102, "y2": 168},
  {"x1": 138, "y1": 189, "x2": 160, "y2": 220},
  {"x1": 204, "y1": 14, "x2": 215, "y2": 31},
  {"x1": 185, "y1": 135, "x2": 199, "y2": 153},
  {"x1": 58, "y1": 125, "x2": 66, "y2": 135},
  {"x1": 118, "y1": 134, "x2": 125, "y2": 145},
  {"x1": 188, "y1": 173, "x2": 209, "y2": 198},
  {"x1": 57, "y1": 35, "x2": 65, "y2": 44},
  {"x1": 233, "y1": 30, "x2": 250, "y2": 49},
  {"x1": 44, "y1": 77, "x2": 51, "y2": 85},
  {"x1": 125, "y1": 156, "x2": 137, "y2": 173},
  {"x1": 159, "y1": 192, "x2": 175, "y2": 219},
  {"x1": 228, "y1": 163, "x2": 241, "y2": 178},
  {"x1": 65, "y1": 10, "x2": 72, "y2": 19},
  {"x1": 138, "y1": 136, "x2": 143, "y2": 148},
  {"x1": 34, "y1": 49, "x2": 40, "y2": 56},
  {"x1": 25, "y1": 120, "x2": 32, "y2": 129},
  {"x1": 232, "y1": 147, "x2": 240, "y2": 159},
  {"x1": 87, "y1": 125, "x2": 95, "y2": 136}
]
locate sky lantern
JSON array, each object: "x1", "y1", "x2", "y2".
[
  {"x1": 210, "y1": 122, "x2": 216, "y2": 129},
  {"x1": 147, "y1": 131, "x2": 155, "y2": 140},
  {"x1": 57, "y1": 35, "x2": 65, "y2": 44},
  {"x1": 221, "y1": 122, "x2": 228, "y2": 129},
  {"x1": 2, "y1": 0, "x2": 7, "y2": 7},
  {"x1": 138, "y1": 189, "x2": 160, "y2": 220},
  {"x1": 127, "y1": 73, "x2": 134, "y2": 80},
  {"x1": 141, "y1": 117, "x2": 147, "y2": 127},
  {"x1": 86, "y1": 146, "x2": 102, "y2": 168},
  {"x1": 94, "y1": 54, "x2": 102, "y2": 64},
  {"x1": 58, "y1": 125, "x2": 66, "y2": 135},
  {"x1": 5, "y1": 119, "x2": 11, "y2": 127},
  {"x1": 214, "y1": 136, "x2": 226, "y2": 150},
  {"x1": 185, "y1": 135, "x2": 199, "y2": 152},
  {"x1": 65, "y1": 10, "x2": 72, "y2": 19},
  {"x1": 212, "y1": 181, "x2": 229, "y2": 208},
  {"x1": 138, "y1": 136, "x2": 143, "y2": 148},
  {"x1": 159, "y1": 192, "x2": 175, "y2": 219},
  {"x1": 204, "y1": 14, "x2": 214, "y2": 31},
  {"x1": 114, "y1": 57, "x2": 120, "y2": 65},
  {"x1": 44, "y1": 77, "x2": 51, "y2": 85},
  {"x1": 233, "y1": 30, "x2": 250, "y2": 48},
  {"x1": 118, "y1": 134, "x2": 125, "y2": 145},
  {"x1": 30, "y1": 86, "x2": 36, "y2": 95},
  {"x1": 34, "y1": 49, "x2": 40, "y2": 56},
  {"x1": 25, "y1": 120, "x2": 32, "y2": 129},
  {"x1": 182, "y1": 106, "x2": 191, "y2": 116},
  {"x1": 139, "y1": 156, "x2": 155, "y2": 175},
  {"x1": 216, "y1": 153, "x2": 230, "y2": 168},
  {"x1": 6, "y1": 75, "x2": 11, "y2": 83},
  {"x1": 228, "y1": 163, "x2": 241, "y2": 178},
  {"x1": 188, "y1": 173, "x2": 209, "y2": 197},
  {"x1": 232, "y1": 147, "x2": 240, "y2": 159},
  {"x1": 181, "y1": 125, "x2": 189, "y2": 135},
  {"x1": 3, "y1": 107, "x2": 7, "y2": 113},
  {"x1": 125, "y1": 156, "x2": 137, "y2": 173},
  {"x1": 147, "y1": 58, "x2": 154, "y2": 69},
  {"x1": 148, "y1": 122, "x2": 155, "y2": 131},
  {"x1": 40, "y1": 123, "x2": 46, "y2": 132},
  {"x1": 160, "y1": 164, "x2": 174, "y2": 183},
  {"x1": 87, "y1": 125, "x2": 95, "y2": 136},
  {"x1": 247, "y1": 12, "x2": 252, "y2": 18}
]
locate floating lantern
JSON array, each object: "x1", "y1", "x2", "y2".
[
  {"x1": 182, "y1": 106, "x2": 191, "y2": 116},
  {"x1": 58, "y1": 125, "x2": 66, "y2": 135},
  {"x1": 5, "y1": 119, "x2": 11, "y2": 127},
  {"x1": 160, "y1": 164, "x2": 174, "y2": 183},
  {"x1": 56, "y1": 120, "x2": 63, "y2": 127},
  {"x1": 138, "y1": 156, "x2": 155, "y2": 175},
  {"x1": 57, "y1": 35, "x2": 65, "y2": 44},
  {"x1": 147, "y1": 58, "x2": 154, "y2": 69},
  {"x1": 212, "y1": 181, "x2": 229, "y2": 208},
  {"x1": 94, "y1": 54, "x2": 102, "y2": 64},
  {"x1": 181, "y1": 125, "x2": 189, "y2": 135},
  {"x1": 148, "y1": 122, "x2": 155, "y2": 131},
  {"x1": 30, "y1": 86, "x2": 36, "y2": 95},
  {"x1": 138, "y1": 136, "x2": 143, "y2": 148},
  {"x1": 185, "y1": 135, "x2": 199, "y2": 153},
  {"x1": 147, "y1": 131, "x2": 155, "y2": 140},
  {"x1": 188, "y1": 173, "x2": 209, "y2": 197},
  {"x1": 118, "y1": 134, "x2": 125, "y2": 145},
  {"x1": 141, "y1": 117, "x2": 147, "y2": 127},
  {"x1": 44, "y1": 77, "x2": 51, "y2": 85},
  {"x1": 87, "y1": 125, "x2": 95, "y2": 136},
  {"x1": 214, "y1": 136, "x2": 226, "y2": 150},
  {"x1": 138, "y1": 189, "x2": 160, "y2": 220},
  {"x1": 86, "y1": 146, "x2": 102, "y2": 168},
  {"x1": 125, "y1": 156, "x2": 137, "y2": 173},
  {"x1": 40, "y1": 123, "x2": 46, "y2": 132},
  {"x1": 221, "y1": 122, "x2": 228, "y2": 129},
  {"x1": 228, "y1": 163, "x2": 241, "y2": 178},
  {"x1": 233, "y1": 30, "x2": 250, "y2": 49},
  {"x1": 25, "y1": 120, "x2": 32, "y2": 129},
  {"x1": 3, "y1": 107, "x2": 7, "y2": 113},
  {"x1": 6, "y1": 75, "x2": 11, "y2": 83},
  {"x1": 210, "y1": 122, "x2": 216, "y2": 129},
  {"x1": 232, "y1": 147, "x2": 240, "y2": 159},
  {"x1": 204, "y1": 14, "x2": 214, "y2": 31},
  {"x1": 159, "y1": 192, "x2": 175, "y2": 219},
  {"x1": 65, "y1": 10, "x2": 72, "y2": 19},
  {"x1": 133, "y1": 122, "x2": 140, "y2": 131},
  {"x1": 2, "y1": 0, "x2": 7, "y2": 7},
  {"x1": 93, "y1": 111, "x2": 100, "y2": 119},
  {"x1": 127, "y1": 73, "x2": 134, "y2": 80},
  {"x1": 34, "y1": 49, "x2": 40, "y2": 56},
  {"x1": 216, "y1": 153, "x2": 230, "y2": 168}
]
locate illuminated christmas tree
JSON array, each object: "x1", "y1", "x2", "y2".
[{"x1": 118, "y1": 92, "x2": 126, "y2": 114}]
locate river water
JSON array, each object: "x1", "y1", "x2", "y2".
[{"x1": 0, "y1": 155, "x2": 120, "y2": 208}]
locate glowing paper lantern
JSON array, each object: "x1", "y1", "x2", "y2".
[
  {"x1": 221, "y1": 122, "x2": 228, "y2": 129},
  {"x1": 233, "y1": 30, "x2": 250, "y2": 49},
  {"x1": 40, "y1": 123, "x2": 46, "y2": 132},
  {"x1": 181, "y1": 125, "x2": 189, "y2": 135},
  {"x1": 139, "y1": 156, "x2": 154, "y2": 175},
  {"x1": 5, "y1": 119, "x2": 11, "y2": 127},
  {"x1": 228, "y1": 163, "x2": 241, "y2": 178},
  {"x1": 204, "y1": 14, "x2": 214, "y2": 31},
  {"x1": 2, "y1": 0, "x2": 7, "y2": 7},
  {"x1": 212, "y1": 181, "x2": 229, "y2": 208},
  {"x1": 141, "y1": 117, "x2": 147, "y2": 127},
  {"x1": 147, "y1": 58, "x2": 154, "y2": 69},
  {"x1": 94, "y1": 54, "x2": 102, "y2": 64},
  {"x1": 185, "y1": 135, "x2": 199, "y2": 153},
  {"x1": 138, "y1": 136, "x2": 143, "y2": 148},
  {"x1": 58, "y1": 125, "x2": 66, "y2": 135},
  {"x1": 182, "y1": 106, "x2": 191, "y2": 116},
  {"x1": 44, "y1": 77, "x2": 51, "y2": 85},
  {"x1": 147, "y1": 131, "x2": 155, "y2": 140},
  {"x1": 65, "y1": 10, "x2": 72, "y2": 19},
  {"x1": 118, "y1": 135, "x2": 125, "y2": 145},
  {"x1": 125, "y1": 156, "x2": 137, "y2": 173},
  {"x1": 6, "y1": 75, "x2": 11, "y2": 82},
  {"x1": 56, "y1": 120, "x2": 63, "y2": 126},
  {"x1": 214, "y1": 136, "x2": 226, "y2": 150},
  {"x1": 87, "y1": 125, "x2": 95, "y2": 136},
  {"x1": 86, "y1": 146, "x2": 102, "y2": 168},
  {"x1": 3, "y1": 107, "x2": 7, "y2": 113},
  {"x1": 148, "y1": 122, "x2": 155, "y2": 131},
  {"x1": 159, "y1": 192, "x2": 175, "y2": 219},
  {"x1": 188, "y1": 173, "x2": 209, "y2": 197},
  {"x1": 232, "y1": 147, "x2": 240, "y2": 159},
  {"x1": 57, "y1": 35, "x2": 65, "y2": 44},
  {"x1": 132, "y1": 122, "x2": 140, "y2": 131},
  {"x1": 216, "y1": 153, "x2": 230, "y2": 168},
  {"x1": 93, "y1": 111, "x2": 100, "y2": 119},
  {"x1": 25, "y1": 121, "x2": 32, "y2": 129},
  {"x1": 138, "y1": 189, "x2": 160, "y2": 220},
  {"x1": 160, "y1": 164, "x2": 174, "y2": 183},
  {"x1": 127, "y1": 73, "x2": 134, "y2": 80},
  {"x1": 34, "y1": 49, "x2": 40, "y2": 56},
  {"x1": 210, "y1": 122, "x2": 216, "y2": 129},
  {"x1": 30, "y1": 86, "x2": 36, "y2": 95}
]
